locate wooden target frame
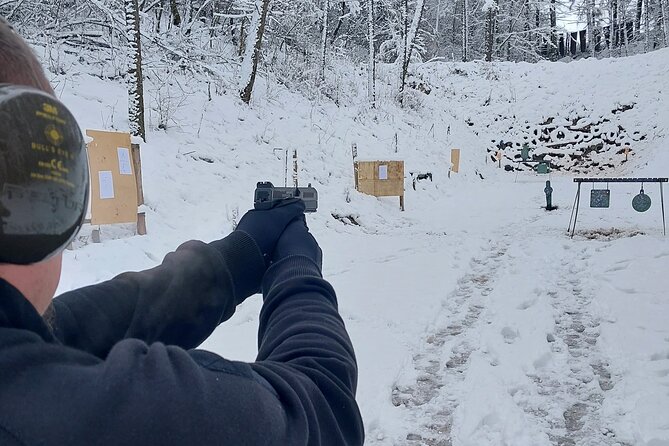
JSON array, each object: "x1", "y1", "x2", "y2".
[
  {"x1": 354, "y1": 160, "x2": 405, "y2": 210},
  {"x1": 85, "y1": 129, "x2": 146, "y2": 241}
]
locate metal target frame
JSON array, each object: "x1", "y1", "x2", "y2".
[{"x1": 568, "y1": 177, "x2": 668, "y2": 238}]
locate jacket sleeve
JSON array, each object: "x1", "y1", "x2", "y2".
[
  {"x1": 250, "y1": 255, "x2": 364, "y2": 444},
  {"x1": 51, "y1": 231, "x2": 266, "y2": 358},
  {"x1": 6, "y1": 255, "x2": 364, "y2": 446}
]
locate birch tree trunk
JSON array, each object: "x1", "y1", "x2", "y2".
[
  {"x1": 550, "y1": 0, "x2": 557, "y2": 59},
  {"x1": 399, "y1": 0, "x2": 426, "y2": 101},
  {"x1": 402, "y1": 0, "x2": 409, "y2": 81},
  {"x1": 506, "y1": 0, "x2": 516, "y2": 60},
  {"x1": 644, "y1": 0, "x2": 649, "y2": 51},
  {"x1": 620, "y1": 0, "x2": 629, "y2": 54},
  {"x1": 619, "y1": 0, "x2": 626, "y2": 50},
  {"x1": 484, "y1": 0, "x2": 498, "y2": 61},
  {"x1": 462, "y1": 0, "x2": 469, "y2": 61},
  {"x1": 320, "y1": 0, "x2": 329, "y2": 81},
  {"x1": 125, "y1": 0, "x2": 146, "y2": 141},
  {"x1": 662, "y1": 0, "x2": 669, "y2": 46},
  {"x1": 608, "y1": 0, "x2": 615, "y2": 54},
  {"x1": 367, "y1": 0, "x2": 376, "y2": 106},
  {"x1": 610, "y1": 0, "x2": 618, "y2": 50},
  {"x1": 588, "y1": 0, "x2": 596, "y2": 55},
  {"x1": 453, "y1": 1, "x2": 459, "y2": 52},
  {"x1": 239, "y1": 0, "x2": 271, "y2": 104},
  {"x1": 536, "y1": 7, "x2": 542, "y2": 56}
]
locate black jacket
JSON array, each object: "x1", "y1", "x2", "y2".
[{"x1": 0, "y1": 231, "x2": 364, "y2": 445}]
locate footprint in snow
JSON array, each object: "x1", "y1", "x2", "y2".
[
  {"x1": 650, "y1": 351, "x2": 669, "y2": 361},
  {"x1": 501, "y1": 326, "x2": 520, "y2": 344}
]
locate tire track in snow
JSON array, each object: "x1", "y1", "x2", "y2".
[{"x1": 390, "y1": 238, "x2": 510, "y2": 446}]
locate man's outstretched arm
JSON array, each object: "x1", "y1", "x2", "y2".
[
  {"x1": 51, "y1": 232, "x2": 265, "y2": 358},
  {"x1": 250, "y1": 253, "x2": 364, "y2": 444},
  {"x1": 15, "y1": 215, "x2": 364, "y2": 445},
  {"x1": 51, "y1": 199, "x2": 306, "y2": 357}
]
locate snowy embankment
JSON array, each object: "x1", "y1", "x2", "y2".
[{"x1": 43, "y1": 42, "x2": 669, "y2": 446}]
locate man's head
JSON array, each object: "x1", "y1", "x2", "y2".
[
  {"x1": 0, "y1": 20, "x2": 88, "y2": 314},
  {"x1": 0, "y1": 19, "x2": 53, "y2": 94}
]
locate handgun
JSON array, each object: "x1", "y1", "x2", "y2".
[{"x1": 254, "y1": 182, "x2": 318, "y2": 212}]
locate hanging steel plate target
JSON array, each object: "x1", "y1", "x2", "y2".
[{"x1": 632, "y1": 190, "x2": 652, "y2": 212}]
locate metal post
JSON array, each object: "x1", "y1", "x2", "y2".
[
  {"x1": 661, "y1": 182, "x2": 666, "y2": 236},
  {"x1": 568, "y1": 182, "x2": 579, "y2": 232},
  {"x1": 570, "y1": 182, "x2": 582, "y2": 238}
]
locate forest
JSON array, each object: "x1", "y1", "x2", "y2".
[{"x1": 3, "y1": 0, "x2": 668, "y2": 138}]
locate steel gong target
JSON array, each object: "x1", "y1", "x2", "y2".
[{"x1": 632, "y1": 188, "x2": 652, "y2": 212}]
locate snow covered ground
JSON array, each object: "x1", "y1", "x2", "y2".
[{"x1": 43, "y1": 42, "x2": 669, "y2": 445}]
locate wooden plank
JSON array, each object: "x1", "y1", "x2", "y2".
[
  {"x1": 386, "y1": 161, "x2": 403, "y2": 179},
  {"x1": 357, "y1": 179, "x2": 376, "y2": 196},
  {"x1": 86, "y1": 130, "x2": 138, "y2": 225},
  {"x1": 137, "y1": 212, "x2": 147, "y2": 235},
  {"x1": 131, "y1": 143, "x2": 144, "y2": 205},
  {"x1": 374, "y1": 180, "x2": 404, "y2": 196},
  {"x1": 357, "y1": 162, "x2": 376, "y2": 181},
  {"x1": 451, "y1": 148, "x2": 461, "y2": 173}
]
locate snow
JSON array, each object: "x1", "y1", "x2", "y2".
[
  {"x1": 41, "y1": 39, "x2": 669, "y2": 445},
  {"x1": 481, "y1": 0, "x2": 497, "y2": 12}
]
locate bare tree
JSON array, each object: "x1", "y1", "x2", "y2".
[
  {"x1": 550, "y1": 0, "x2": 557, "y2": 59},
  {"x1": 484, "y1": 0, "x2": 498, "y2": 61},
  {"x1": 169, "y1": 0, "x2": 181, "y2": 26},
  {"x1": 367, "y1": 0, "x2": 376, "y2": 107},
  {"x1": 587, "y1": 0, "x2": 596, "y2": 55},
  {"x1": 462, "y1": 0, "x2": 469, "y2": 61},
  {"x1": 320, "y1": 0, "x2": 330, "y2": 81},
  {"x1": 663, "y1": 0, "x2": 669, "y2": 45},
  {"x1": 239, "y1": 0, "x2": 271, "y2": 104},
  {"x1": 610, "y1": 0, "x2": 619, "y2": 52},
  {"x1": 399, "y1": 0, "x2": 426, "y2": 101}
]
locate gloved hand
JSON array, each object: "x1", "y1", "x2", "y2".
[
  {"x1": 272, "y1": 215, "x2": 322, "y2": 269},
  {"x1": 235, "y1": 198, "x2": 306, "y2": 266}
]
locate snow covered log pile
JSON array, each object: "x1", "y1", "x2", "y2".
[{"x1": 486, "y1": 103, "x2": 646, "y2": 173}]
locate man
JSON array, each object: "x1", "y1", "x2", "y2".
[{"x1": 0, "y1": 20, "x2": 364, "y2": 445}]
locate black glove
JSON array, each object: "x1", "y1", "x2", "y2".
[
  {"x1": 235, "y1": 198, "x2": 306, "y2": 266},
  {"x1": 272, "y1": 215, "x2": 323, "y2": 269}
]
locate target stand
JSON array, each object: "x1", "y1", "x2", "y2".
[{"x1": 568, "y1": 177, "x2": 668, "y2": 238}]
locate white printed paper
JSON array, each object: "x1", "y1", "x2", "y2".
[
  {"x1": 378, "y1": 164, "x2": 388, "y2": 180},
  {"x1": 117, "y1": 147, "x2": 132, "y2": 175},
  {"x1": 99, "y1": 171, "x2": 115, "y2": 199}
]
